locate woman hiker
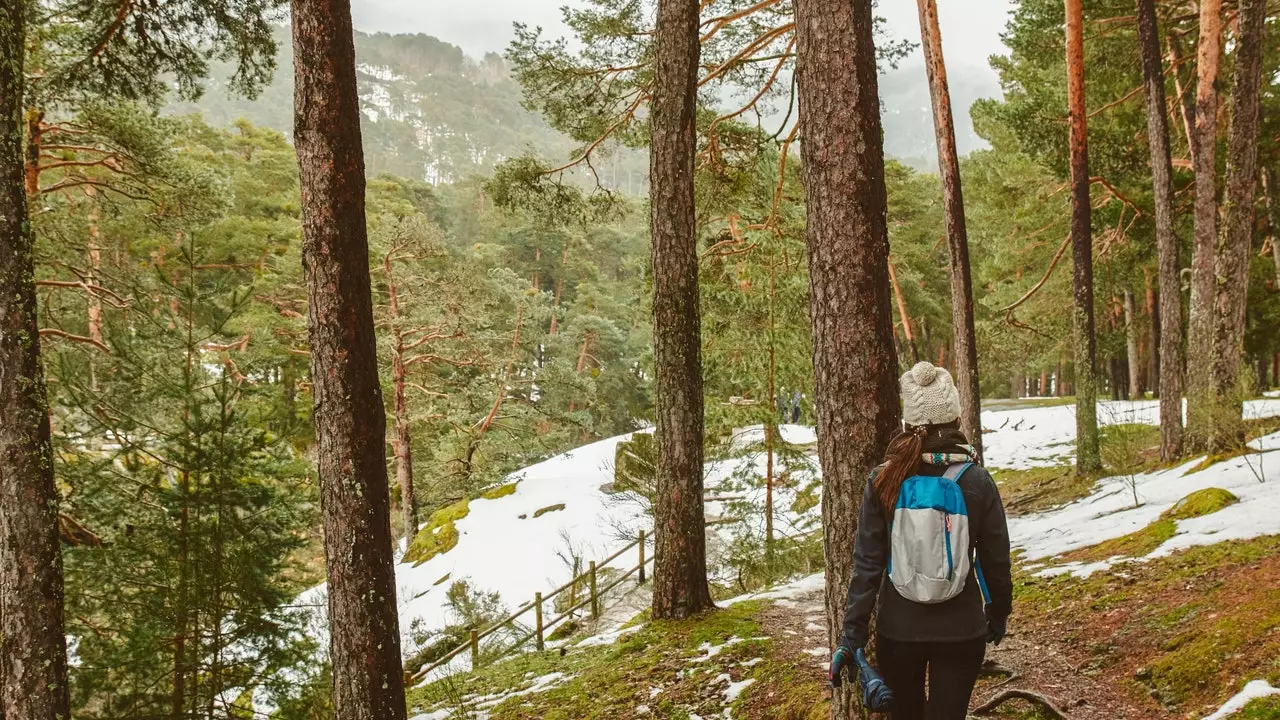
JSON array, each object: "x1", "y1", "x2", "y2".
[{"x1": 829, "y1": 361, "x2": 1013, "y2": 719}]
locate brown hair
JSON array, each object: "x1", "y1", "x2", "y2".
[{"x1": 874, "y1": 425, "x2": 927, "y2": 516}]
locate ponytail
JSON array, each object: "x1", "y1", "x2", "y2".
[{"x1": 874, "y1": 425, "x2": 926, "y2": 517}]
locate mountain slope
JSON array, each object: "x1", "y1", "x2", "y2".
[{"x1": 168, "y1": 29, "x2": 574, "y2": 184}]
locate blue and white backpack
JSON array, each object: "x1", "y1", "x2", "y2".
[{"x1": 887, "y1": 462, "x2": 991, "y2": 605}]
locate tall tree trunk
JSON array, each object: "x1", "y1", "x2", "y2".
[
  {"x1": 1065, "y1": 0, "x2": 1101, "y2": 474},
  {"x1": 292, "y1": 0, "x2": 407, "y2": 716},
  {"x1": 0, "y1": 3, "x2": 70, "y2": 716},
  {"x1": 1264, "y1": 169, "x2": 1280, "y2": 292},
  {"x1": 1209, "y1": 0, "x2": 1267, "y2": 448},
  {"x1": 383, "y1": 253, "x2": 417, "y2": 544},
  {"x1": 549, "y1": 246, "x2": 567, "y2": 335},
  {"x1": 392, "y1": 350, "x2": 415, "y2": 543},
  {"x1": 765, "y1": 255, "x2": 776, "y2": 544},
  {"x1": 917, "y1": 0, "x2": 983, "y2": 458},
  {"x1": 1144, "y1": 269, "x2": 1158, "y2": 397},
  {"x1": 1184, "y1": 0, "x2": 1223, "y2": 450},
  {"x1": 1124, "y1": 290, "x2": 1142, "y2": 400},
  {"x1": 887, "y1": 261, "x2": 919, "y2": 364},
  {"x1": 1165, "y1": 33, "x2": 1197, "y2": 167},
  {"x1": 1138, "y1": 0, "x2": 1183, "y2": 457},
  {"x1": 793, "y1": 0, "x2": 901, "y2": 717},
  {"x1": 649, "y1": 0, "x2": 712, "y2": 621}
]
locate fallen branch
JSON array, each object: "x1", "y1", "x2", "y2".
[{"x1": 973, "y1": 689, "x2": 1069, "y2": 719}]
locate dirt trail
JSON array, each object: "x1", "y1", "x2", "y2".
[
  {"x1": 975, "y1": 630, "x2": 1162, "y2": 720},
  {"x1": 754, "y1": 583, "x2": 1165, "y2": 719}
]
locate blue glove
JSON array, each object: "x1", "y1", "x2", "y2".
[
  {"x1": 985, "y1": 605, "x2": 1007, "y2": 646},
  {"x1": 829, "y1": 645, "x2": 854, "y2": 687}
]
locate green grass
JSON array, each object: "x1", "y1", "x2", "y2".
[{"x1": 992, "y1": 465, "x2": 1098, "y2": 516}]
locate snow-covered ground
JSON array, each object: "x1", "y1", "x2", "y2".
[
  {"x1": 981, "y1": 398, "x2": 1280, "y2": 470},
  {"x1": 297, "y1": 397, "x2": 1280, "y2": 673}
]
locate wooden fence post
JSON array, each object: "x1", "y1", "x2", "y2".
[
  {"x1": 589, "y1": 560, "x2": 599, "y2": 619},
  {"x1": 470, "y1": 628, "x2": 479, "y2": 668},
  {"x1": 638, "y1": 530, "x2": 646, "y2": 584},
  {"x1": 535, "y1": 592, "x2": 544, "y2": 651}
]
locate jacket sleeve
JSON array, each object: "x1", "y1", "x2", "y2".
[
  {"x1": 973, "y1": 468, "x2": 1013, "y2": 620},
  {"x1": 841, "y1": 476, "x2": 889, "y2": 651}
]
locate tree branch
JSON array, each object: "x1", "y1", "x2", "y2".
[{"x1": 40, "y1": 328, "x2": 111, "y2": 354}]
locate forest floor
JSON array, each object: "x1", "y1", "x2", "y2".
[
  {"x1": 406, "y1": 536, "x2": 1280, "y2": 720},
  {"x1": 404, "y1": 403, "x2": 1280, "y2": 720}
]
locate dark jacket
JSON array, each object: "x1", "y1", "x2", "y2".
[{"x1": 840, "y1": 431, "x2": 1013, "y2": 650}]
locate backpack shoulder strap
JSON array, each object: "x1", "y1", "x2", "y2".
[{"x1": 941, "y1": 462, "x2": 974, "y2": 482}]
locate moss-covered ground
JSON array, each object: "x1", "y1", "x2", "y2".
[
  {"x1": 408, "y1": 598, "x2": 829, "y2": 720},
  {"x1": 403, "y1": 499, "x2": 469, "y2": 565},
  {"x1": 1013, "y1": 534, "x2": 1280, "y2": 716}
]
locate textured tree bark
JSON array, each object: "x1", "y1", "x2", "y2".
[
  {"x1": 916, "y1": 0, "x2": 983, "y2": 458},
  {"x1": 392, "y1": 351, "x2": 416, "y2": 543},
  {"x1": 1184, "y1": 0, "x2": 1222, "y2": 450},
  {"x1": 1124, "y1": 290, "x2": 1141, "y2": 400},
  {"x1": 0, "y1": 2, "x2": 71, "y2": 716},
  {"x1": 1065, "y1": 0, "x2": 1101, "y2": 474},
  {"x1": 292, "y1": 0, "x2": 408, "y2": 716},
  {"x1": 383, "y1": 253, "x2": 417, "y2": 543},
  {"x1": 649, "y1": 0, "x2": 712, "y2": 621},
  {"x1": 1137, "y1": 0, "x2": 1182, "y2": 458},
  {"x1": 1208, "y1": 0, "x2": 1267, "y2": 448},
  {"x1": 793, "y1": 0, "x2": 901, "y2": 716}
]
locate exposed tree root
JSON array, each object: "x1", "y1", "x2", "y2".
[{"x1": 974, "y1": 688, "x2": 1070, "y2": 719}]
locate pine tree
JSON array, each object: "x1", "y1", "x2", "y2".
[
  {"x1": 792, "y1": 0, "x2": 900, "y2": 717},
  {"x1": 1209, "y1": 0, "x2": 1268, "y2": 446},
  {"x1": 1185, "y1": 0, "x2": 1223, "y2": 449},
  {"x1": 1134, "y1": 0, "x2": 1182, "y2": 460},
  {"x1": 915, "y1": 0, "x2": 982, "y2": 457},
  {"x1": 0, "y1": 0, "x2": 71, "y2": 715},
  {"x1": 1064, "y1": 0, "x2": 1101, "y2": 474},
  {"x1": 649, "y1": 0, "x2": 713, "y2": 621},
  {"x1": 291, "y1": 0, "x2": 407, "y2": 716},
  {"x1": 54, "y1": 231, "x2": 315, "y2": 719}
]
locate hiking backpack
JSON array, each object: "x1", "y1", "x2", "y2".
[{"x1": 887, "y1": 462, "x2": 991, "y2": 605}]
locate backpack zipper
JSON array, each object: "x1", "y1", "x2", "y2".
[{"x1": 944, "y1": 514, "x2": 955, "y2": 581}]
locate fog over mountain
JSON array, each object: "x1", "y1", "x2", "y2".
[{"x1": 345, "y1": 0, "x2": 1012, "y2": 170}]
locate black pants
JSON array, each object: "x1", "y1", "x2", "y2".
[{"x1": 876, "y1": 635, "x2": 986, "y2": 720}]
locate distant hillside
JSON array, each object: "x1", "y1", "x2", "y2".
[
  {"x1": 171, "y1": 29, "x2": 997, "y2": 185},
  {"x1": 168, "y1": 29, "x2": 594, "y2": 185}
]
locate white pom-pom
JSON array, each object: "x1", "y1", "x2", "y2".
[{"x1": 910, "y1": 362, "x2": 938, "y2": 387}]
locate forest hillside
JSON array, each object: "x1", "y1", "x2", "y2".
[{"x1": 3, "y1": 1, "x2": 1280, "y2": 720}]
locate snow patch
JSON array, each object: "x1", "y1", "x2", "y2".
[
  {"x1": 1010, "y1": 443, "x2": 1280, "y2": 576},
  {"x1": 1202, "y1": 680, "x2": 1280, "y2": 720}
]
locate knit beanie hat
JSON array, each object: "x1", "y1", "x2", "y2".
[{"x1": 900, "y1": 361, "x2": 961, "y2": 428}]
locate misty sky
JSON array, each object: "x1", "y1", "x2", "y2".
[{"x1": 350, "y1": 0, "x2": 1017, "y2": 78}]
